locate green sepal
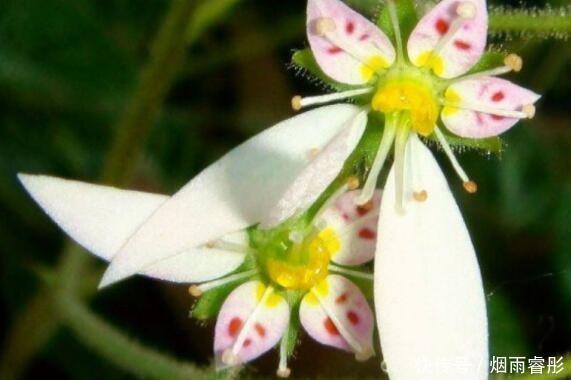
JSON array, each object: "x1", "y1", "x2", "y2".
[
  {"x1": 291, "y1": 49, "x2": 359, "y2": 92},
  {"x1": 465, "y1": 50, "x2": 506, "y2": 75},
  {"x1": 376, "y1": 0, "x2": 418, "y2": 46},
  {"x1": 190, "y1": 256, "x2": 257, "y2": 321},
  {"x1": 430, "y1": 127, "x2": 505, "y2": 155}
]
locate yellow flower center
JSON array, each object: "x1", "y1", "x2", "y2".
[
  {"x1": 266, "y1": 228, "x2": 340, "y2": 290},
  {"x1": 371, "y1": 78, "x2": 439, "y2": 136}
]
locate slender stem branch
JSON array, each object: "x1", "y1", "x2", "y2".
[
  {"x1": 489, "y1": 7, "x2": 571, "y2": 35},
  {"x1": 57, "y1": 297, "x2": 209, "y2": 380}
]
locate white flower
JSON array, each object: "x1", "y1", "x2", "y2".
[{"x1": 19, "y1": 105, "x2": 380, "y2": 376}]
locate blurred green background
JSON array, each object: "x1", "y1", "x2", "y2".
[{"x1": 0, "y1": 0, "x2": 569, "y2": 379}]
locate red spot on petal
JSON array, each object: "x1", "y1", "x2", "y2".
[
  {"x1": 244, "y1": 339, "x2": 252, "y2": 347},
  {"x1": 435, "y1": 18, "x2": 449, "y2": 35},
  {"x1": 358, "y1": 228, "x2": 376, "y2": 240},
  {"x1": 346, "y1": 21, "x2": 355, "y2": 35},
  {"x1": 228, "y1": 317, "x2": 242, "y2": 338},
  {"x1": 491, "y1": 91, "x2": 505, "y2": 102},
  {"x1": 324, "y1": 317, "x2": 340, "y2": 336},
  {"x1": 491, "y1": 114, "x2": 505, "y2": 121},
  {"x1": 255, "y1": 323, "x2": 266, "y2": 338},
  {"x1": 328, "y1": 46, "x2": 343, "y2": 55},
  {"x1": 476, "y1": 112, "x2": 484, "y2": 125},
  {"x1": 347, "y1": 311, "x2": 360, "y2": 326},
  {"x1": 336, "y1": 293, "x2": 349, "y2": 304},
  {"x1": 454, "y1": 40, "x2": 471, "y2": 50},
  {"x1": 359, "y1": 33, "x2": 370, "y2": 41}
]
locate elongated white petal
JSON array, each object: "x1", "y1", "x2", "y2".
[
  {"x1": 375, "y1": 135, "x2": 488, "y2": 380},
  {"x1": 260, "y1": 111, "x2": 367, "y2": 229},
  {"x1": 100, "y1": 104, "x2": 362, "y2": 288},
  {"x1": 18, "y1": 174, "x2": 246, "y2": 283}
]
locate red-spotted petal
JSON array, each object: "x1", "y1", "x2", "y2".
[
  {"x1": 307, "y1": 0, "x2": 395, "y2": 85},
  {"x1": 408, "y1": 0, "x2": 488, "y2": 78},
  {"x1": 319, "y1": 190, "x2": 381, "y2": 266},
  {"x1": 299, "y1": 275, "x2": 374, "y2": 360},
  {"x1": 441, "y1": 77, "x2": 541, "y2": 138},
  {"x1": 214, "y1": 281, "x2": 289, "y2": 367}
]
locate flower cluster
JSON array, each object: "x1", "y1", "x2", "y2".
[{"x1": 19, "y1": 0, "x2": 539, "y2": 379}]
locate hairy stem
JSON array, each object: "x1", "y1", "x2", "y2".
[
  {"x1": 489, "y1": 7, "x2": 571, "y2": 35},
  {"x1": 57, "y1": 297, "x2": 209, "y2": 380}
]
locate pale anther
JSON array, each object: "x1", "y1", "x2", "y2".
[
  {"x1": 315, "y1": 17, "x2": 336, "y2": 36},
  {"x1": 413, "y1": 190, "x2": 428, "y2": 202},
  {"x1": 188, "y1": 285, "x2": 202, "y2": 297},
  {"x1": 308, "y1": 147, "x2": 320, "y2": 159},
  {"x1": 463, "y1": 180, "x2": 478, "y2": 194},
  {"x1": 221, "y1": 349, "x2": 240, "y2": 365},
  {"x1": 277, "y1": 368, "x2": 291, "y2": 378},
  {"x1": 523, "y1": 104, "x2": 536, "y2": 118},
  {"x1": 504, "y1": 54, "x2": 523, "y2": 72},
  {"x1": 291, "y1": 95, "x2": 303, "y2": 111},
  {"x1": 457, "y1": 1, "x2": 476, "y2": 19},
  {"x1": 347, "y1": 176, "x2": 360, "y2": 190}
]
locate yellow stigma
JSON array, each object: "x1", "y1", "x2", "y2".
[
  {"x1": 372, "y1": 79, "x2": 439, "y2": 136},
  {"x1": 266, "y1": 228, "x2": 340, "y2": 290}
]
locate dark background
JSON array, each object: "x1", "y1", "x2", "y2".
[{"x1": 0, "y1": 0, "x2": 569, "y2": 378}]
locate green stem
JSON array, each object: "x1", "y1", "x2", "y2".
[
  {"x1": 489, "y1": 8, "x2": 571, "y2": 35},
  {"x1": 102, "y1": 0, "x2": 196, "y2": 186},
  {"x1": 56, "y1": 297, "x2": 209, "y2": 380}
]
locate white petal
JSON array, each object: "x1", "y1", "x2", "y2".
[
  {"x1": 260, "y1": 110, "x2": 367, "y2": 229},
  {"x1": 100, "y1": 104, "x2": 362, "y2": 288},
  {"x1": 374, "y1": 135, "x2": 488, "y2": 380},
  {"x1": 18, "y1": 174, "x2": 246, "y2": 283}
]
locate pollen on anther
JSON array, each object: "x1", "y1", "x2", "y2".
[
  {"x1": 413, "y1": 190, "x2": 428, "y2": 202},
  {"x1": 523, "y1": 104, "x2": 536, "y2": 118},
  {"x1": 188, "y1": 285, "x2": 203, "y2": 297},
  {"x1": 347, "y1": 176, "x2": 360, "y2": 190},
  {"x1": 291, "y1": 95, "x2": 302, "y2": 111},
  {"x1": 463, "y1": 181, "x2": 478, "y2": 194},
  {"x1": 504, "y1": 54, "x2": 523, "y2": 72},
  {"x1": 277, "y1": 368, "x2": 292, "y2": 378}
]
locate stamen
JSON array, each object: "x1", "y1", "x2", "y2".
[
  {"x1": 291, "y1": 88, "x2": 373, "y2": 111},
  {"x1": 222, "y1": 286, "x2": 276, "y2": 365},
  {"x1": 449, "y1": 54, "x2": 523, "y2": 84},
  {"x1": 356, "y1": 117, "x2": 398, "y2": 205},
  {"x1": 393, "y1": 124, "x2": 410, "y2": 214},
  {"x1": 441, "y1": 100, "x2": 534, "y2": 119},
  {"x1": 329, "y1": 264, "x2": 374, "y2": 281},
  {"x1": 277, "y1": 335, "x2": 291, "y2": 378},
  {"x1": 205, "y1": 240, "x2": 252, "y2": 254},
  {"x1": 430, "y1": 2, "x2": 476, "y2": 60},
  {"x1": 504, "y1": 53, "x2": 523, "y2": 72},
  {"x1": 434, "y1": 128, "x2": 477, "y2": 194},
  {"x1": 310, "y1": 287, "x2": 373, "y2": 361},
  {"x1": 413, "y1": 190, "x2": 428, "y2": 202},
  {"x1": 188, "y1": 269, "x2": 257, "y2": 297},
  {"x1": 386, "y1": 0, "x2": 404, "y2": 62}
]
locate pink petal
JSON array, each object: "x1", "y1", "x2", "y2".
[
  {"x1": 407, "y1": 0, "x2": 488, "y2": 78},
  {"x1": 441, "y1": 77, "x2": 541, "y2": 138},
  {"x1": 214, "y1": 281, "x2": 289, "y2": 366},
  {"x1": 299, "y1": 275, "x2": 374, "y2": 360},
  {"x1": 319, "y1": 190, "x2": 381, "y2": 266},
  {"x1": 307, "y1": 0, "x2": 395, "y2": 85}
]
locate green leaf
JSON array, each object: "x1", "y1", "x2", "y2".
[
  {"x1": 466, "y1": 51, "x2": 506, "y2": 75},
  {"x1": 376, "y1": 0, "x2": 418, "y2": 45},
  {"x1": 291, "y1": 49, "x2": 357, "y2": 92}
]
